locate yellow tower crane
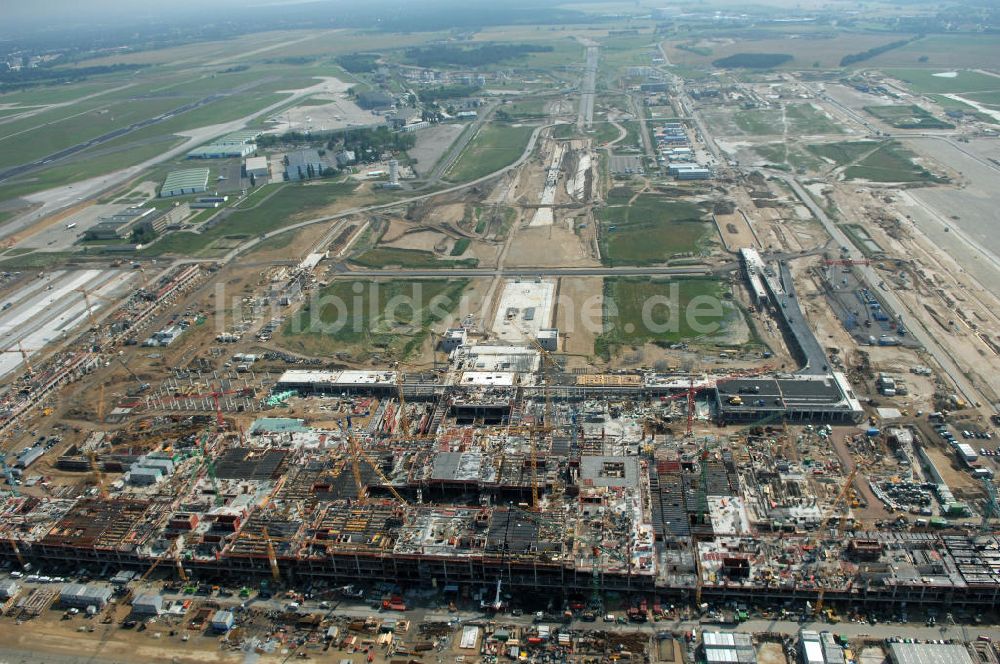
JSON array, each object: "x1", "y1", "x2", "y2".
[{"x1": 812, "y1": 465, "x2": 859, "y2": 616}]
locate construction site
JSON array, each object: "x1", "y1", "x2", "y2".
[{"x1": 3, "y1": 18, "x2": 1000, "y2": 664}]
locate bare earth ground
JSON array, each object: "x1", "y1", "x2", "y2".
[
  {"x1": 554, "y1": 276, "x2": 603, "y2": 366},
  {"x1": 408, "y1": 123, "x2": 467, "y2": 176},
  {"x1": 504, "y1": 224, "x2": 598, "y2": 267}
]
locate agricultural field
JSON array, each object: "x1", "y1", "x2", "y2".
[
  {"x1": 863, "y1": 34, "x2": 1000, "y2": 69},
  {"x1": 842, "y1": 141, "x2": 945, "y2": 183},
  {"x1": 598, "y1": 195, "x2": 711, "y2": 266},
  {"x1": 663, "y1": 31, "x2": 916, "y2": 70},
  {"x1": 278, "y1": 278, "x2": 470, "y2": 358},
  {"x1": 445, "y1": 122, "x2": 535, "y2": 182},
  {"x1": 863, "y1": 104, "x2": 954, "y2": 129},
  {"x1": 596, "y1": 277, "x2": 740, "y2": 357}
]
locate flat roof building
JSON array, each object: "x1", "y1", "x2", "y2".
[
  {"x1": 131, "y1": 593, "x2": 163, "y2": 615},
  {"x1": 188, "y1": 143, "x2": 254, "y2": 159},
  {"x1": 160, "y1": 169, "x2": 210, "y2": 198},
  {"x1": 245, "y1": 156, "x2": 269, "y2": 178},
  {"x1": 285, "y1": 149, "x2": 324, "y2": 181},
  {"x1": 888, "y1": 643, "x2": 974, "y2": 664}
]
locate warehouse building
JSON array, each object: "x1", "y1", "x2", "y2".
[
  {"x1": 15, "y1": 445, "x2": 43, "y2": 469},
  {"x1": 187, "y1": 143, "x2": 255, "y2": 159},
  {"x1": 85, "y1": 203, "x2": 190, "y2": 241},
  {"x1": 799, "y1": 630, "x2": 843, "y2": 664},
  {"x1": 702, "y1": 631, "x2": 756, "y2": 664},
  {"x1": 285, "y1": 149, "x2": 325, "y2": 181},
  {"x1": 160, "y1": 169, "x2": 210, "y2": 198},
  {"x1": 211, "y1": 609, "x2": 235, "y2": 632},
  {"x1": 59, "y1": 583, "x2": 113, "y2": 609},
  {"x1": 888, "y1": 643, "x2": 973, "y2": 664},
  {"x1": 131, "y1": 593, "x2": 163, "y2": 615},
  {"x1": 245, "y1": 156, "x2": 269, "y2": 178}
]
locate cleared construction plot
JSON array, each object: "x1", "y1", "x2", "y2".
[
  {"x1": 445, "y1": 123, "x2": 535, "y2": 182},
  {"x1": 491, "y1": 280, "x2": 555, "y2": 343},
  {"x1": 598, "y1": 195, "x2": 711, "y2": 266},
  {"x1": 595, "y1": 277, "x2": 740, "y2": 358},
  {"x1": 704, "y1": 104, "x2": 842, "y2": 137},
  {"x1": 278, "y1": 278, "x2": 471, "y2": 358}
]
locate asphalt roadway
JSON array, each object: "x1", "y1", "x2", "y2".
[{"x1": 326, "y1": 265, "x2": 715, "y2": 278}]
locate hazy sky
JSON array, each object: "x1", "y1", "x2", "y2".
[{"x1": 2, "y1": 0, "x2": 326, "y2": 30}]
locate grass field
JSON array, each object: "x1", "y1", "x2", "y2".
[
  {"x1": 598, "y1": 195, "x2": 710, "y2": 266},
  {"x1": 587, "y1": 122, "x2": 623, "y2": 145},
  {"x1": 351, "y1": 247, "x2": 479, "y2": 269},
  {"x1": 596, "y1": 277, "x2": 736, "y2": 357},
  {"x1": 445, "y1": 123, "x2": 535, "y2": 182},
  {"x1": 502, "y1": 99, "x2": 549, "y2": 119},
  {"x1": 806, "y1": 141, "x2": 881, "y2": 167},
  {"x1": 552, "y1": 124, "x2": 581, "y2": 139},
  {"x1": 864, "y1": 104, "x2": 954, "y2": 129},
  {"x1": 843, "y1": 141, "x2": 944, "y2": 183},
  {"x1": 142, "y1": 181, "x2": 356, "y2": 257},
  {"x1": 882, "y1": 68, "x2": 1000, "y2": 94},
  {"x1": 753, "y1": 143, "x2": 825, "y2": 172},
  {"x1": 279, "y1": 278, "x2": 469, "y2": 358}
]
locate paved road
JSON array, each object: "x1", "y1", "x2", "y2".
[
  {"x1": 325, "y1": 265, "x2": 715, "y2": 278},
  {"x1": 578, "y1": 45, "x2": 599, "y2": 129},
  {"x1": 779, "y1": 174, "x2": 980, "y2": 406}
]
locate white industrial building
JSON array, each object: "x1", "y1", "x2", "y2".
[
  {"x1": 702, "y1": 631, "x2": 756, "y2": 664},
  {"x1": 441, "y1": 328, "x2": 468, "y2": 352},
  {"x1": 131, "y1": 593, "x2": 164, "y2": 615},
  {"x1": 888, "y1": 642, "x2": 974, "y2": 664},
  {"x1": 245, "y1": 156, "x2": 269, "y2": 178},
  {"x1": 60, "y1": 583, "x2": 113, "y2": 609},
  {"x1": 799, "y1": 630, "x2": 843, "y2": 664}
]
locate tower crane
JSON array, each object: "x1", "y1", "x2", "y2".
[
  {"x1": 811, "y1": 465, "x2": 859, "y2": 616},
  {"x1": 262, "y1": 527, "x2": 281, "y2": 583},
  {"x1": 0, "y1": 342, "x2": 37, "y2": 376},
  {"x1": 337, "y1": 418, "x2": 408, "y2": 506},
  {"x1": 74, "y1": 286, "x2": 117, "y2": 328}
]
